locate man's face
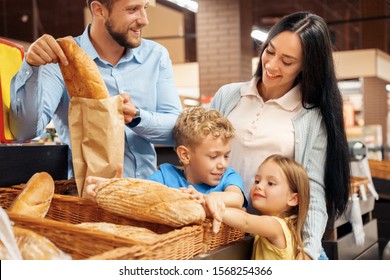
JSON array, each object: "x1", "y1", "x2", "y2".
[{"x1": 105, "y1": 0, "x2": 149, "y2": 48}]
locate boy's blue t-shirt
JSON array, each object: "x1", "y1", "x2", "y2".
[{"x1": 147, "y1": 163, "x2": 248, "y2": 207}]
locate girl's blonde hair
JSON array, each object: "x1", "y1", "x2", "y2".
[
  {"x1": 262, "y1": 154, "x2": 310, "y2": 259},
  {"x1": 173, "y1": 106, "x2": 235, "y2": 149}
]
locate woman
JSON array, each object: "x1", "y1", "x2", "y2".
[{"x1": 210, "y1": 11, "x2": 350, "y2": 260}]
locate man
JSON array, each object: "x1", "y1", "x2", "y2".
[{"x1": 10, "y1": 0, "x2": 182, "y2": 179}]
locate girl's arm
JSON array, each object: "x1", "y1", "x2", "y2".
[
  {"x1": 206, "y1": 185, "x2": 244, "y2": 209},
  {"x1": 221, "y1": 208, "x2": 286, "y2": 249}
]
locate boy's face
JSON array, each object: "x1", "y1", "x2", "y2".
[{"x1": 185, "y1": 135, "x2": 231, "y2": 186}]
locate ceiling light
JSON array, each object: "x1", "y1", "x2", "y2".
[
  {"x1": 386, "y1": 84, "x2": 390, "y2": 92},
  {"x1": 251, "y1": 29, "x2": 268, "y2": 42},
  {"x1": 165, "y1": 0, "x2": 198, "y2": 13}
]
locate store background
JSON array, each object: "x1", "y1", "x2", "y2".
[{"x1": 1, "y1": 0, "x2": 390, "y2": 260}]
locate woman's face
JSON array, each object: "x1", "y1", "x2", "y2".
[{"x1": 261, "y1": 31, "x2": 303, "y2": 98}]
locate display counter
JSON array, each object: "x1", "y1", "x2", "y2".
[
  {"x1": 0, "y1": 144, "x2": 68, "y2": 187},
  {"x1": 194, "y1": 235, "x2": 253, "y2": 260},
  {"x1": 369, "y1": 159, "x2": 390, "y2": 258}
]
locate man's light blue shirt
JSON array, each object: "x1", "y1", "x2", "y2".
[{"x1": 10, "y1": 25, "x2": 182, "y2": 179}]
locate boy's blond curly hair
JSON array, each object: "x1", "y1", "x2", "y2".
[{"x1": 173, "y1": 106, "x2": 235, "y2": 149}]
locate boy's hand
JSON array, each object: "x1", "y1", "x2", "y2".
[
  {"x1": 84, "y1": 165, "x2": 123, "y2": 202},
  {"x1": 85, "y1": 176, "x2": 108, "y2": 202},
  {"x1": 180, "y1": 185, "x2": 205, "y2": 204}
]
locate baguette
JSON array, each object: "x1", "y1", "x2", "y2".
[
  {"x1": 57, "y1": 37, "x2": 109, "y2": 99},
  {"x1": 94, "y1": 178, "x2": 206, "y2": 228},
  {"x1": 77, "y1": 222, "x2": 161, "y2": 245},
  {"x1": 0, "y1": 226, "x2": 71, "y2": 260},
  {"x1": 8, "y1": 172, "x2": 54, "y2": 218}
]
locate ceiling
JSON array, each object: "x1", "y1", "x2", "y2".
[
  {"x1": 251, "y1": 0, "x2": 390, "y2": 52},
  {"x1": 1, "y1": 0, "x2": 389, "y2": 55},
  {"x1": 160, "y1": 0, "x2": 390, "y2": 53}
]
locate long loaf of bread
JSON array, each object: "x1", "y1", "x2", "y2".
[
  {"x1": 94, "y1": 178, "x2": 206, "y2": 228},
  {"x1": 57, "y1": 37, "x2": 109, "y2": 99},
  {"x1": 77, "y1": 222, "x2": 161, "y2": 245},
  {"x1": 8, "y1": 172, "x2": 54, "y2": 218}
]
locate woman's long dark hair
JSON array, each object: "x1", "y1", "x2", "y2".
[{"x1": 255, "y1": 12, "x2": 350, "y2": 219}]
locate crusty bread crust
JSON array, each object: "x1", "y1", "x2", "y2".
[
  {"x1": 57, "y1": 37, "x2": 109, "y2": 99},
  {"x1": 9, "y1": 172, "x2": 54, "y2": 218},
  {"x1": 77, "y1": 222, "x2": 161, "y2": 245},
  {"x1": 0, "y1": 226, "x2": 70, "y2": 260},
  {"x1": 95, "y1": 178, "x2": 206, "y2": 228}
]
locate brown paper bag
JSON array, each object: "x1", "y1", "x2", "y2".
[{"x1": 69, "y1": 96, "x2": 124, "y2": 197}]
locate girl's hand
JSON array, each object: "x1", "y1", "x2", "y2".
[{"x1": 204, "y1": 194, "x2": 225, "y2": 223}]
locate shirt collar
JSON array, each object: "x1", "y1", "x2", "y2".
[
  {"x1": 274, "y1": 84, "x2": 302, "y2": 111},
  {"x1": 240, "y1": 77, "x2": 261, "y2": 98},
  {"x1": 240, "y1": 77, "x2": 302, "y2": 111},
  {"x1": 78, "y1": 25, "x2": 142, "y2": 65}
]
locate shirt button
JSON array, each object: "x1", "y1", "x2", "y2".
[
  {"x1": 296, "y1": 139, "x2": 300, "y2": 143},
  {"x1": 26, "y1": 70, "x2": 30, "y2": 75}
]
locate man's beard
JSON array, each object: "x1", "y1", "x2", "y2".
[{"x1": 105, "y1": 20, "x2": 141, "y2": 49}]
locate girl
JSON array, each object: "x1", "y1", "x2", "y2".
[{"x1": 213, "y1": 154, "x2": 310, "y2": 260}]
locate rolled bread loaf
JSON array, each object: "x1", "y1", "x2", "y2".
[
  {"x1": 8, "y1": 172, "x2": 54, "y2": 218},
  {"x1": 94, "y1": 178, "x2": 206, "y2": 228},
  {"x1": 57, "y1": 37, "x2": 109, "y2": 99}
]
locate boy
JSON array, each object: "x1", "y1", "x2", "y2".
[{"x1": 148, "y1": 106, "x2": 247, "y2": 215}]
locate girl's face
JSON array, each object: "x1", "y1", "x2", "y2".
[
  {"x1": 184, "y1": 135, "x2": 231, "y2": 186},
  {"x1": 261, "y1": 31, "x2": 303, "y2": 98},
  {"x1": 249, "y1": 160, "x2": 298, "y2": 216}
]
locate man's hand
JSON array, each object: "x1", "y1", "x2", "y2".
[
  {"x1": 25, "y1": 34, "x2": 69, "y2": 66},
  {"x1": 119, "y1": 93, "x2": 138, "y2": 125}
]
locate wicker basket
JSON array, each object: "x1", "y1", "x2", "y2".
[
  {"x1": 350, "y1": 176, "x2": 370, "y2": 197},
  {"x1": 202, "y1": 218, "x2": 246, "y2": 252},
  {"x1": 10, "y1": 179, "x2": 78, "y2": 196},
  {"x1": 0, "y1": 188, "x2": 204, "y2": 260}
]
